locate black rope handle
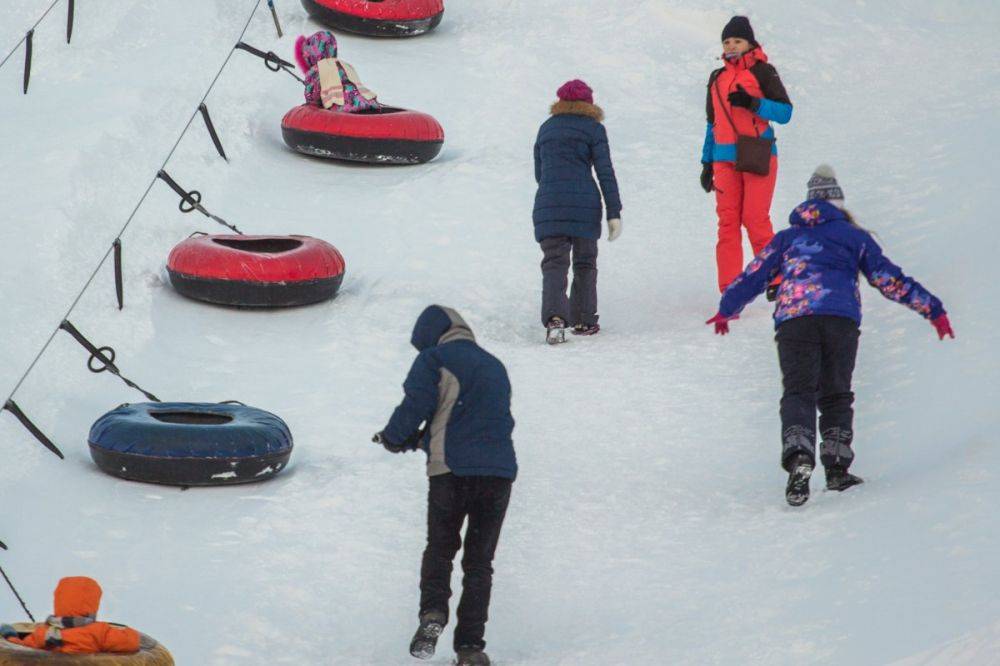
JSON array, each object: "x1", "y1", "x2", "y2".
[
  {"x1": 198, "y1": 103, "x2": 228, "y2": 161},
  {"x1": 156, "y1": 170, "x2": 243, "y2": 234},
  {"x1": 23, "y1": 29, "x2": 33, "y2": 94},
  {"x1": 59, "y1": 320, "x2": 161, "y2": 402},
  {"x1": 218, "y1": 400, "x2": 246, "y2": 406},
  {"x1": 267, "y1": 0, "x2": 283, "y2": 38},
  {"x1": 0, "y1": 562, "x2": 35, "y2": 622},
  {"x1": 236, "y1": 41, "x2": 303, "y2": 84},
  {"x1": 2, "y1": 399, "x2": 64, "y2": 459},
  {"x1": 113, "y1": 239, "x2": 124, "y2": 310},
  {"x1": 66, "y1": 0, "x2": 75, "y2": 43}
]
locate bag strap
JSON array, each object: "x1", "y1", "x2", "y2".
[{"x1": 713, "y1": 76, "x2": 760, "y2": 138}]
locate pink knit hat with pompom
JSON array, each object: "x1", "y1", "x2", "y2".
[{"x1": 556, "y1": 79, "x2": 594, "y2": 104}]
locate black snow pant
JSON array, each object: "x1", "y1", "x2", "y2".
[
  {"x1": 539, "y1": 235, "x2": 598, "y2": 327},
  {"x1": 776, "y1": 315, "x2": 860, "y2": 472},
  {"x1": 420, "y1": 473, "x2": 512, "y2": 651}
]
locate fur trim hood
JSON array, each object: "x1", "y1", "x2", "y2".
[{"x1": 550, "y1": 100, "x2": 604, "y2": 122}]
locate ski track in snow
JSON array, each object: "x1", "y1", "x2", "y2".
[{"x1": 1, "y1": 1, "x2": 998, "y2": 664}]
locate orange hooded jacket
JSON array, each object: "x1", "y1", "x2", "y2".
[{"x1": 7, "y1": 577, "x2": 140, "y2": 655}]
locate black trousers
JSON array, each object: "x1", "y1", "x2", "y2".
[
  {"x1": 420, "y1": 474, "x2": 512, "y2": 651},
  {"x1": 539, "y1": 236, "x2": 599, "y2": 327},
  {"x1": 776, "y1": 315, "x2": 860, "y2": 471}
]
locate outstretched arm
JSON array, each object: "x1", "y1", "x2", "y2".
[
  {"x1": 859, "y1": 236, "x2": 945, "y2": 321},
  {"x1": 719, "y1": 235, "x2": 785, "y2": 318}
]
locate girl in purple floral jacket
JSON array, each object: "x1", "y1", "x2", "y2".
[
  {"x1": 294, "y1": 31, "x2": 381, "y2": 112},
  {"x1": 706, "y1": 165, "x2": 954, "y2": 507}
]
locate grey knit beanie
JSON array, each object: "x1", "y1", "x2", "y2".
[{"x1": 807, "y1": 165, "x2": 845, "y2": 207}]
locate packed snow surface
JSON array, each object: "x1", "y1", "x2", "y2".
[{"x1": 1, "y1": 1, "x2": 998, "y2": 664}]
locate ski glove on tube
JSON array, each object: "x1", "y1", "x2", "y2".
[
  {"x1": 608, "y1": 218, "x2": 622, "y2": 242},
  {"x1": 932, "y1": 314, "x2": 955, "y2": 340},
  {"x1": 0, "y1": 624, "x2": 16, "y2": 639}
]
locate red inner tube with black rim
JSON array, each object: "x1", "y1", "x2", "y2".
[
  {"x1": 167, "y1": 234, "x2": 346, "y2": 308},
  {"x1": 281, "y1": 105, "x2": 444, "y2": 164},
  {"x1": 301, "y1": 0, "x2": 445, "y2": 37}
]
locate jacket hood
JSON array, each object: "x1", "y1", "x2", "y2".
[
  {"x1": 723, "y1": 45, "x2": 768, "y2": 70},
  {"x1": 550, "y1": 100, "x2": 604, "y2": 122},
  {"x1": 53, "y1": 577, "x2": 102, "y2": 617},
  {"x1": 789, "y1": 199, "x2": 847, "y2": 228},
  {"x1": 411, "y1": 305, "x2": 475, "y2": 351}
]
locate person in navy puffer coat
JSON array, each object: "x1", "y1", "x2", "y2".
[
  {"x1": 706, "y1": 166, "x2": 954, "y2": 507},
  {"x1": 533, "y1": 79, "x2": 622, "y2": 340},
  {"x1": 373, "y1": 305, "x2": 515, "y2": 664}
]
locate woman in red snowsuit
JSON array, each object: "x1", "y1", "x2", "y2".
[{"x1": 701, "y1": 16, "x2": 793, "y2": 296}]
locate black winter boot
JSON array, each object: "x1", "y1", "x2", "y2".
[
  {"x1": 456, "y1": 647, "x2": 491, "y2": 665},
  {"x1": 410, "y1": 610, "x2": 447, "y2": 660},
  {"x1": 826, "y1": 467, "x2": 864, "y2": 492},
  {"x1": 785, "y1": 454, "x2": 814, "y2": 507}
]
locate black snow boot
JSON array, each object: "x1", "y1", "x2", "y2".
[
  {"x1": 410, "y1": 610, "x2": 447, "y2": 660},
  {"x1": 785, "y1": 454, "x2": 814, "y2": 507},
  {"x1": 826, "y1": 467, "x2": 864, "y2": 492},
  {"x1": 456, "y1": 647, "x2": 491, "y2": 666}
]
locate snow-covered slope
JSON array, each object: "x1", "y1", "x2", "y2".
[{"x1": 1, "y1": 1, "x2": 997, "y2": 664}]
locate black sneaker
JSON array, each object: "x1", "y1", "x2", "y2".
[
  {"x1": 826, "y1": 467, "x2": 864, "y2": 492},
  {"x1": 456, "y1": 647, "x2": 491, "y2": 666},
  {"x1": 409, "y1": 611, "x2": 446, "y2": 660},
  {"x1": 571, "y1": 323, "x2": 600, "y2": 336},
  {"x1": 785, "y1": 454, "x2": 814, "y2": 507},
  {"x1": 766, "y1": 284, "x2": 779, "y2": 302}
]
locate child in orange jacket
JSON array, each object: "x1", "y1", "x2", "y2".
[{"x1": 0, "y1": 577, "x2": 140, "y2": 655}]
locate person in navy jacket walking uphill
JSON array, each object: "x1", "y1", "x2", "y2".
[
  {"x1": 706, "y1": 166, "x2": 954, "y2": 507},
  {"x1": 533, "y1": 79, "x2": 622, "y2": 344},
  {"x1": 374, "y1": 305, "x2": 516, "y2": 666}
]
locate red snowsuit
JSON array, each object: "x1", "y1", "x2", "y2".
[
  {"x1": 703, "y1": 46, "x2": 792, "y2": 292},
  {"x1": 6, "y1": 577, "x2": 140, "y2": 655}
]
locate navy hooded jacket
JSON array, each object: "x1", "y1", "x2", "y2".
[
  {"x1": 383, "y1": 306, "x2": 517, "y2": 480},
  {"x1": 720, "y1": 200, "x2": 946, "y2": 327},
  {"x1": 532, "y1": 101, "x2": 622, "y2": 242}
]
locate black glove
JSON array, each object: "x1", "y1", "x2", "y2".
[
  {"x1": 0, "y1": 624, "x2": 18, "y2": 639},
  {"x1": 727, "y1": 85, "x2": 758, "y2": 111},
  {"x1": 372, "y1": 431, "x2": 406, "y2": 454},
  {"x1": 700, "y1": 163, "x2": 714, "y2": 193}
]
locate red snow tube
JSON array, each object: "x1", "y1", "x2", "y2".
[
  {"x1": 281, "y1": 105, "x2": 444, "y2": 164},
  {"x1": 167, "y1": 234, "x2": 345, "y2": 308},
  {"x1": 301, "y1": 0, "x2": 444, "y2": 37}
]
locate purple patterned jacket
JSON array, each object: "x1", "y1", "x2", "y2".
[{"x1": 720, "y1": 199, "x2": 945, "y2": 327}]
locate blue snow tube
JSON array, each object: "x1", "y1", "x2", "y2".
[{"x1": 88, "y1": 402, "x2": 293, "y2": 486}]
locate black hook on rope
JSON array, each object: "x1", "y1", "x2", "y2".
[
  {"x1": 2, "y1": 399, "x2": 64, "y2": 459},
  {"x1": 156, "y1": 170, "x2": 243, "y2": 234},
  {"x1": 58, "y1": 320, "x2": 161, "y2": 402},
  {"x1": 235, "y1": 41, "x2": 303, "y2": 84}
]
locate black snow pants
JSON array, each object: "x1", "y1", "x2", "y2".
[
  {"x1": 776, "y1": 315, "x2": 860, "y2": 471},
  {"x1": 539, "y1": 235, "x2": 598, "y2": 327},
  {"x1": 420, "y1": 473, "x2": 512, "y2": 651}
]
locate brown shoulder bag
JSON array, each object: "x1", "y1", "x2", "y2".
[{"x1": 713, "y1": 79, "x2": 775, "y2": 176}]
